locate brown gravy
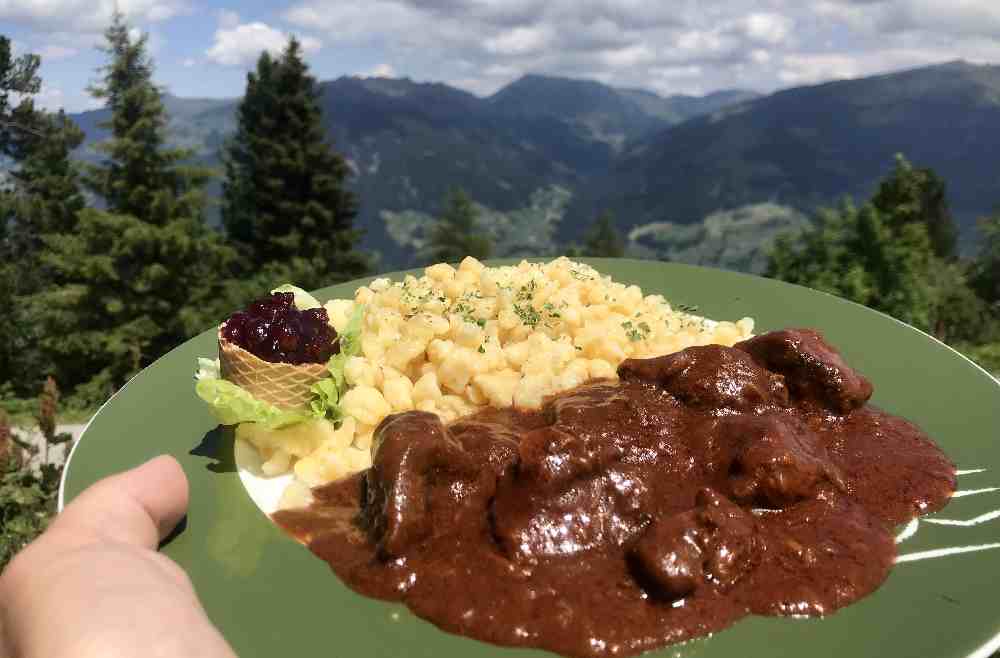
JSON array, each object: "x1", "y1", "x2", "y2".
[{"x1": 274, "y1": 329, "x2": 955, "y2": 657}]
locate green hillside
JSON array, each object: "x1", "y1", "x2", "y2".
[
  {"x1": 67, "y1": 74, "x2": 753, "y2": 267},
  {"x1": 626, "y1": 203, "x2": 811, "y2": 274},
  {"x1": 64, "y1": 62, "x2": 1000, "y2": 268},
  {"x1": 590, "y1": 61, "x2": 1000, "y2": 251}
]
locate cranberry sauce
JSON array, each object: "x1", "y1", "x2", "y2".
[{"x1": 222, "y1": 292, "x2": 339, "y2": 365}]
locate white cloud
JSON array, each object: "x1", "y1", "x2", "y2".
[
  {"x1": 367, "y1": 63, "x2": 397, "y2": 77},
  {"x1": 5, "y1": 0, "x2": 1000, "y2": 102},
  {"x1": 182, "y1": 57, "x2": 196, "y2": 68},
  {"x1": 817, "y1": 0, "x2": 1000, "y2": 37},
  {"x1": 779, "y1": 53, "x2": 860, "y2": 84},
  {"x1": 777, "y1": 45, "x2": 994, "y2": 86},
  {"x1": 206, "y1": 20, "x2": 322, "y2": 67},
  {"x1": 741, "y1": 13, "x2": 792, "y2": 46},
  {"x1": 32, "y1": 84, "x2": 65, "y2": 111},
  {"x1": 651, "y1": 64, "x2": 703, "y2": 79},
  {"x1": 279, "y1": 0, "x2": 1000, "y2": 97},
  {"x1": 674, "y1": 29, "x2": 736, "y2": 59},
  {"x1": 283, "y1": 1, "x2": 429, "y2": 44},
  {"x1": 0, "y1": 0, "x2": 190, "y2": 32},
  {"x1": 484, "y1": 25, "x2": 553, "y2": 56},
  {"x1": 600, "y1": 44, "x2": 657, "y2": 68},
  {"x1": 37, "y1": 44, "x2": 78, "y2": 60}
]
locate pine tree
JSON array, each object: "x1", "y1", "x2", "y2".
[
  {"x1": 943, "y1": 213, "x2": 1000, "y2": 370},
  {"x1": 28, "y1": 15, "x2": 232, "y2": 404},
  {"x1": 0, "y1": 37, "x2": 42, "y2": 394},
  {"x1": 970, "y1": 214, "x2": 1000, "y2": 305},
  {"x1": 769, "y1": 200, "x2": 939, "y2": 330},
  {"x1": 2, "y1": 110, "x2": 87, "y2": 394},
  {"x1": 425, "y1": 188, "x2": 492, "y2": 264},
  {"x1": 83, "y1": 18, "x2": 205, "y2": 223},
  {"x1": 871, "y1": 154, "x2": 957, "y2": 260},
  {"x1": 222, "y1": 39, "x2": 367, "y2": 289},
  {"x1": 766, "y1": 158, "x2": 989, "y2": 343},
  {"x1": 582, "y1": 211, "x2": 625, "y2": 258},
  {"x1": 8, "y1": 110, "x2": 86, "y2": 262},
  {"x1": 0, "y1": 35, "x2": 43, "y2": 286},
  {"x1": 0, "y1": 35, "x2": 41, "y2": 158}
]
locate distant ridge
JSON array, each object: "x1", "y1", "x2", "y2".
[
  {"x1": 67, "y1": 71, "x2": 752, "y2": 264},
  {"x1": 64, "y1": 61, "x2": 1000, "y2": 264},
  {"x1": 586, "y1": 59, "x2": 1000, "y2": 248}
]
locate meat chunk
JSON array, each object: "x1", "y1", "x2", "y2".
[
  {"x1": 619, "y1": 346, "x2": 788, "y2": 412},
  {"x1": 736, "y1": 329, "x2": 872, "y2": 413},
  {"x1": 490, "y1": 387, "x2": 672, "y2": 563},
  {"x1": 722, "y1": 415, "x2": 845, "y2": 507},
  {"x1": 363, "y1": 411, "x2": 475, "y2": 559},
  {"x1": 629, "y1": 489, "x2": 760, "y2": 601},
  {"x1": 631, "y1": 519, "x2": 701, "y2": 600},
  {"x1": 492, "y1": 421, "x2": 652, "y2": 562},
  {"x1": 449, "y1": 420, "x2": 520, "y2": 481},
  {"x1": 516, "y1": 425, "x2": 601, "y2": 490},
  {"x1": 492, "y1": 472, "x2": 648, "y2": 562}
]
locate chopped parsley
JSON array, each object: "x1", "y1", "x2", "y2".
[
  {"x1": 450, "y1": 301, "x2": 484, "y2": 326},
  {"x1": 676, "y1": 303, "x2": 699, "y2": 314},
  {"x1": 514, "y1": 303, "x2": 541, "y2": 328},
  {"x1": 622, "y1": 320, "x2": 651, "y2": 342},
  {"x1": 517, "y1": 279, "x2": 537, "y2": 301}
]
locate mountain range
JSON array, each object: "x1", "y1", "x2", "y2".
[
  {"x1": 66, "y1": 60, "x2": 1000, "y2": 267},
  {"x1": 591, "y1": 60, "x2": 1000, "y2": 249}
]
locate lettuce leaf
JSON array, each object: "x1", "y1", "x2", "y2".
[
  {"x1": 309, "y1": 378, "x2": 343, "y2": 420},
  {"x1": 195, "y1": 301, "x2": 366, "y2": 429},
  {"x1": 195, "y1": 378, "x2": 314, "y2": 429},
  {"x1": 325, "y1": 302, "x2": 366, "y2": 392},
  {"x1": 339, "y1": 302, "x2": 365, "y2": 356},
  {"x1": 270, "y1": 284, "x2": 322, "y2": 310},
  {"x1": 196, "y1": 357, "x2": 221, "y2": 381}
]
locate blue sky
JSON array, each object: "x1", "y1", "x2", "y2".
[{"x1": 4, "y1": 0, "x2": 1000, "y2": 112}]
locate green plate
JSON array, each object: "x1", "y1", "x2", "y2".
[{"x1": 61, "y1": 259, "x2": 1000, "y2": 658}]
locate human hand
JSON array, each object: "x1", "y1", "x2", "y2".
[{"x1": 0, "y1": 456, "x2": 237, "y2": 657}]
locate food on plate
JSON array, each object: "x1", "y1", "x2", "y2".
[
  {"x1": 218, "y1": 291, "x2": 338, "y2": 408},
  {"x1": 196, "y1": 283, "x2": 368, "y2": 503},
  {"x1": 195, "y1": 258, "x2": 754, "y2": 506},
  {"x1": 274, "y1": 329, "x2": 955, "y2": 657}
]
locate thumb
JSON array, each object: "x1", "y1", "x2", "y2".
[{"x1": 54, "y1": 455, "x2": 189, "y2": 550}]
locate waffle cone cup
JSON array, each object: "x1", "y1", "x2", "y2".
[{"x1": 218, "y1": 328, "x2": 329, "y2": 410}]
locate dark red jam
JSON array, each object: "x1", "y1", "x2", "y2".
[{"x1": 222, "y1": 292, "x2": 339, "y2": 365}]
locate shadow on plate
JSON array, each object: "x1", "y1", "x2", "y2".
[
  {"x1": 190, "y1": 426, "x2": 236, "y2": 474},
  {"x1": 159, "y1": 515, "x2": 188, "y2": 550}
]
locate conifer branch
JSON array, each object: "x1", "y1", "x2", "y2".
[{"x1": 0, "y1": 120, "x2": 46, "y2": 138}]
